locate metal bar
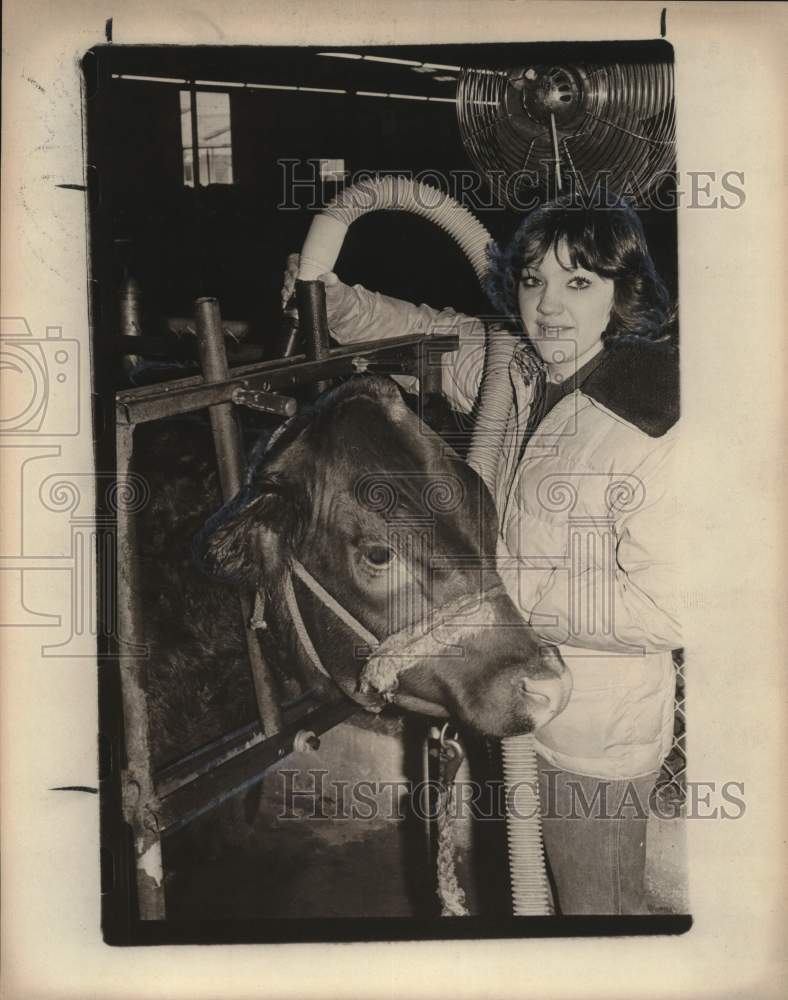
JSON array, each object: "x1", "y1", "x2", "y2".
[
  {"x1": 115, "y1": 421, "x2": 167, "y2": 920},
  {"x1": 115, "y1": 337, "x2": 267, "y2": 368},
  {"x1": 295, "y1": 278, "x2": 330, "y2": 394},
  {"x1": 157, "y1": 700, "x2": 356, "y2": 834},
  {"x1": 118, "y1": 333, "x2": 458, "y2": 400},
  {"x1": 119, "y1": 273, "x2": 144, "y2": 373},
  {"x1": 116, "y1": 335, "x2": 460, "y2": 425},
  {"x1": 154, "y1": 692, "x2": 322, "y2": 799},
  {"x1": 418, "y1": 341, "x2": 444, "y2": 397},
  {"x1": 295, "y1": 280, "x2": 330, "y2": 362},
  {"x1": 117, "y1": 375, "x2": 279, "y2": 425},
  {"x1": 164, "y1": 316, "x2": 250, "y2": 340},
  {"x1": 193, "y1": 298, "x2": 283, "y2": 738},
  {"x1": 189, "y1": 84, "x2": 201, "y2": 189},
  {"x1": 193, "y1": 297, "x2": 245, "y2": 497},
  {"x1": 231, "y1": 386, "x2": 297, "y2": 417}
]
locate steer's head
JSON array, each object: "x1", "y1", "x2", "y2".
[{"x1": 197, "y1": 377, "x2": 570, "y2": 738}]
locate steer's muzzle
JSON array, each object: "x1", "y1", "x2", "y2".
[
  {"x1": 494, "y1": 646, "x2": 573, "y2": 734},
  {"x1": 359, "y1": 586, "x2": 572, "y2": 738}
]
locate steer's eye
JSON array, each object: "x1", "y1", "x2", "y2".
[{"x1": 364, "y1": 545, "x2": 395, "y2": 568}]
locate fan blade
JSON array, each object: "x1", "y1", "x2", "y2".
[{"x1": 457, "y1": 59, "x2": 676, "y2": 206}]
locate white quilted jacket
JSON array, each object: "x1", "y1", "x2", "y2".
[{"x1": 324, "y1": 279, "x2": 681, "y2": 779}]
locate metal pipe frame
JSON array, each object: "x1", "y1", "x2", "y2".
[
  {"x1": 116, "y1": 421, "x2": 167, "y2": 920},
  {"x1": 163, "y1": 316, "x2": 251, "y2": 340},
  {"x1": 116, "y1": 332, "x2": 459, "y2": 426},
  {"x1": 114, "y1": 300, "x2": 459, "y2": 919},
  {"x1": 193, "y1": 297, "x2": 283, "y2": 738},
  {"x1": 156, "y1": 700, "x2": 355, "y2": 836},
  {"x1": 154, "y1": 692, "x2": 321, "y2": 800},
  {"x1": 295, "y1": 279, "x2": 330, "y2": 393}
]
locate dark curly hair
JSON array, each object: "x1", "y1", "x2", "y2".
[{"x1": 484, "y1": 198, "x2": 675, "y2": 344}]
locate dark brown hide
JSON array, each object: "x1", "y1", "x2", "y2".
[{"x1": 198, "y1": 377, "x2": 570, "y2": 738}]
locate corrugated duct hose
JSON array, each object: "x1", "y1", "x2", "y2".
[{"x1": 297, "y1": 176, "x2": 551, "y2": 916}]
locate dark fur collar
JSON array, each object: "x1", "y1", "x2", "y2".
[{"x1": 581, "y1": 339, "x2": 680, "y2": 438}]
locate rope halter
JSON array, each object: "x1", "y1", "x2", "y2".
[{"x1": 256, "y1": 557, "x2": 507, "y2": 713}]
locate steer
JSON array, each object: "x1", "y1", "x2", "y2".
[{"x1": 190, "y1": 376, "x2": 571, "y2": 740}]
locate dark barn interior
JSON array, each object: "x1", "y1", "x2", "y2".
[
  {"x1": 92, "y1": 42, "x2": 678, "y2": 388},
  {"x1": 91, "y1": 42, "x2": 685, "y2": 934}
]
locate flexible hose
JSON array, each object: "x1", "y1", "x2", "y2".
[
  {"x1": 298, "y1": 175, "x2": 492, "y2": 282},
  {"x1": 298, "y1": 176, "x2": 549, "y2": 916},
  {"x1": 465, "y1": 331, "x2": 520, "y2": 495},
  {"x1": 501, "y1": 733, "x2": 552, "y2": 914}
]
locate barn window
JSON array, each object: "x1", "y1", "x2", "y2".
[
  {"x1": 179, "y1": 90, "x2": 234, "y2": 186},
  {"x1": 319, "y1": 159, "x2": 346, "y2": 183}
]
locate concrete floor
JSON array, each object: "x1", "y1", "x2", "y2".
[{"x1": 163, "y1": 712, "x2": 688, "y2": 920}]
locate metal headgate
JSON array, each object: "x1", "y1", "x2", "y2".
[
  {"x1": 111, "y1": 287, "x2": 687, "y2": 919},
  {"x1": 113, "y1": 283, "x2": 459, "y2": 919}
]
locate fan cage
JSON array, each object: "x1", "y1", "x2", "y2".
[{"x1": 457, "y1": 61, "x2": 676, "y2": 208}]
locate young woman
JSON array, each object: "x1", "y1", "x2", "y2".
[{"x1": 289, "y1": 198, "x2": 681, "y2": 914}]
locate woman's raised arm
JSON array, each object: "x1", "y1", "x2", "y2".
[{"x1": 282, "y1": 254, "x2": 490, "y2": 414}]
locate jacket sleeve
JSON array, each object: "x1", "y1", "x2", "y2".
[
  {"x1": 500, "y1": 428, "x2": 682, "y2": 653},
  {"x1": 324, "y1": 279, "x2": 486, "y2": 414}
]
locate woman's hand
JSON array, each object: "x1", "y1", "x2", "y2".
[{"x1": 281, "y1": 253, "x2": 338, "y2": 310}]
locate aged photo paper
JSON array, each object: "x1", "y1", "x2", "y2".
[{"x1": 1, "y1": 1, "x2": 785, "y2": 997}]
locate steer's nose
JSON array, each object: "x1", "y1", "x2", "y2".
[{"x1": 514, "y1": 663, "x2": 573, "y2": 730}]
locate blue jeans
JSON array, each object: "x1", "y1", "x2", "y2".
[{"x1": 537, "y1": 755, "x2": 658, "y2": 915}]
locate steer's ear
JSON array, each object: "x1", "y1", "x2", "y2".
[{"x1": 193, "y1": 478, "x2": 298, "y2": 586}]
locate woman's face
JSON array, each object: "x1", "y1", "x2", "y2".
[{"x1": 517, "y1": 240, "x2": 615, "y2": 371}]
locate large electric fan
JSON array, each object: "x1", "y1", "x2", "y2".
[{"x1": 457, "y1": 60, "x2": 675, "y2": 205}]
